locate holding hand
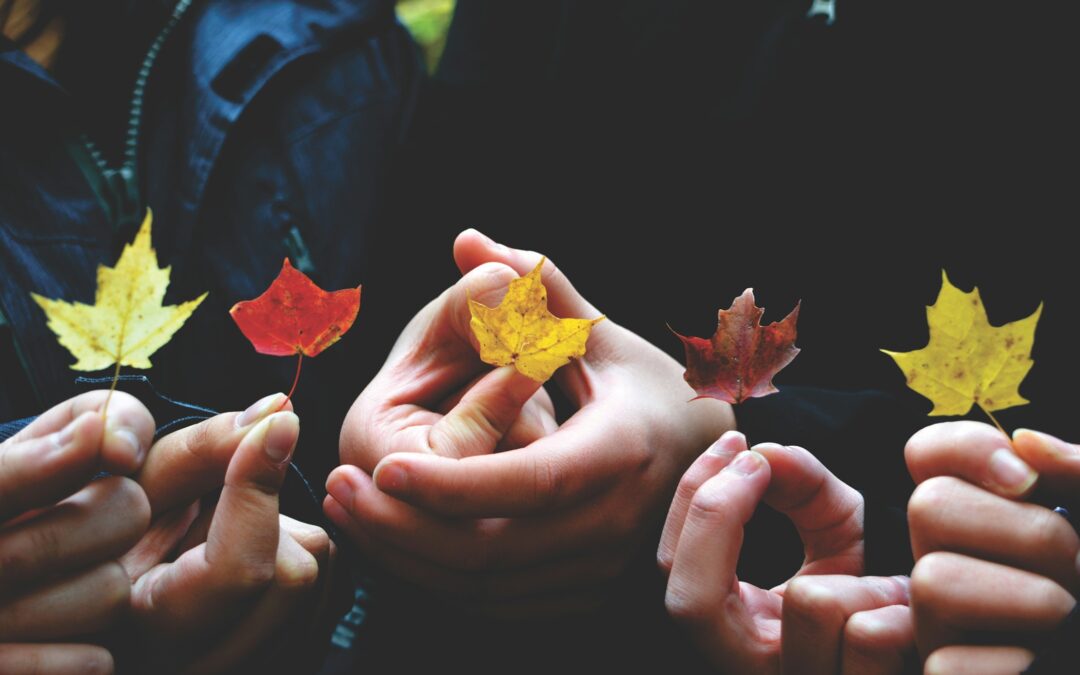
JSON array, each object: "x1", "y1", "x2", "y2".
[
  {"x1": 906, "y1": 422, "x2": 1079, "y2": 674},
  {"x1": 123, "y1": 394, "x2": 334, "y2": 674},
  {"x1": 659, "y1": 431, "x2": 914, "y2": 675},
  {"x1": 326, "y1": 231, "x2": 733, "y2": 617},
  {"x1": 0, "y1": 391, "x2": 154, "y2": 674}
]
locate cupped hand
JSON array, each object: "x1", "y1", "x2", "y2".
[
  {"x1": 660, "y1": 431, "x2": 914, "y2": 675},
  {"x1": 326, "y1": 231, "x2": 733, "y2": 617}
]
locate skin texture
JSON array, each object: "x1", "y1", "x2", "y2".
[
  {"x1": 124, "y1": 393, "x2": 335, "y2": 675},
  {"x1": 326, "y1": 230, "x2": 734, "y2": 617},
  {"x1": 0, "y1": 390, "x2": 154, "y2": 675},
  {"x1": 658, "y1": 431, "x2": 915, "y2": 675},
  {"x1": 905, "y1": 422, "x2": 1080, "y2": 674}
]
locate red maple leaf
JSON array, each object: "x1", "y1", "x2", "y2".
[
  {"x1": 673, "y1": 289, "x2": 800, "y2": 404},
  {"x1": 230, "y1": 258, "x2": 361, "y2": 401}
]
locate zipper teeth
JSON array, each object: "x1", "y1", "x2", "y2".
[{"x1": 82, "y1": 0, "x2": 194, "y2": 176}]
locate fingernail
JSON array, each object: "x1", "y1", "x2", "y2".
[
  {"x1": 237, "y1": 393, "x2": 286, "y2": 428},
  {"x1": 326, "y1": 472, "x2": 355, "y2": 506},
  {"x1": 707, "y1": 430, "x2": 746, "y2": 455},
  {"x1": 263, "y1": 412, "x2": 298, "y2": 464},
  {"x1": 1016, "y1": 428, "x2": 1080, "y2": 457},
  {"x1": 988, "y1": 448, "x2": 1037, "y2": 494},
  {"x1": 728, "y1": 450, "x2": 765, "y2": 476},
  {"x1": 374, "y1": 463, "x2": 408, "y2": 493},
  {"x1": 106, "y1": 422, "x2": 145, "y2": 465},
  {"x1": 472, "y1": 228, "x2": 508, "y2": 252}
]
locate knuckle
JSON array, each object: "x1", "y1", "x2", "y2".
[
  {"x1": 910, "y1": 552, "x2": 960, "y2": 610},
  {"x1": 1028, "y1": 507, "x2": 1077, "y2": 557},
  {"x1": 784, "y1": 577, "x2": 839, "y2": 624},
  {"x1": 233, "y1": 560, "x2": 277, "y2": 591},
  {"x1": 108, "y1": 477, "x2": 152, "y2": 534},
  {"x1": 908, "y1": 477, "x2": 961, "y2": 531}
]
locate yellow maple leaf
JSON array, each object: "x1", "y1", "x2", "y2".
[
  {"x1": 31, "y1": 210, "x2": 207, "y2": 373},
  {"x1": 882, "y1": 271, "x2": 1042, "y2": 417},
  {"x1": 468, "y1": 258, "x2": 605, "y2": 382}
]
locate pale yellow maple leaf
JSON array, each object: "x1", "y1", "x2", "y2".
[
  {"x1": 31, "y1": 210, "x2": 207, "y2": 372},
  {"x1": 883, "y1": 271, "x2": 1042, "y2": 417}
]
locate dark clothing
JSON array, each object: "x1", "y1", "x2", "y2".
[
  {"x1": 1, "y1": 0, "x2": 421, "y2": 671},
  {"x1": 1, "y1": 0, "x2": 421, "y2": 481}
]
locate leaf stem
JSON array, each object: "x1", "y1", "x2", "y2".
[
  {"x1": 977, "y1": 402, "x2": 1008, "y2": 438},
  {"x1": 102, "y1": 361, "x2": 122, "y2": 418},
  {"x1": 280, "y1": 353, "x2": 303, "y2": 411}
]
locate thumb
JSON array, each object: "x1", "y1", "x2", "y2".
[
  {"x1": 453, "y1": 229, "x2": 602, "y2": 322},
  {"x1": 416, "y1": 366, "x2": 541, "y2": 461},
  {"x1": 1012, "y1": 429, "x2": 1080, "y2": 496}
]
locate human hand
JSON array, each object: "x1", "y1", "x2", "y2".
[
  {"x1": 906, "y1": 422, "x2": 1079, "y2": 674},
  {"x1": 326, "y1": 230, "x2": 734, "y2": 617},
  {"x1": 0, "y1": 391, "x2": 154, "y2": 674},
  {"x1": 123, "y1": 394, "x2": 334, "y2": 674},
  {"x1": 659, "y1": 430, "x2": 914, "y2": 675}
]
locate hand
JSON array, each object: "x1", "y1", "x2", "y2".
[
  {"x1": 906, "y1": 422, "x2": 1079, "y2": 674},
  {"x1": 0, "y1": 391, "x2": 154, "y2": 674},
  {"x1": 659, "y1": 431, "x2": 914, "y2": 675},
  {"x1": 122, "y1": 393, "x2": 334, "y2": 674},
  {"x1": 326, "y1": 230, "x2": 734, "y2": 617}
]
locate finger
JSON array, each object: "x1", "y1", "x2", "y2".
[
  {"x1": 905, "y1": 421, "x2": 1037, "y2": 498},
  {"x1": 136, "y1": 393, "x2": 288, "y2": 515},
  {"x1": 438, "y1": 378, "x2": 558, "y2": 452},
  {"x1": 371, "y1": 407, "x2": 627, "y2": 517},
  {"x1": 130, "y1": 412, "x2": 297, "y2": 627},
  {"x1": 181, "y1": 531, "x2": 318, "y2": 675},
  {"x1": 453, "y1": 229, "x2": 603, "y2": 320},
  {"x1": 0, "y1": 412, "x2": 105, "y2": 522},
  {"x1": 6, "y1": 390, "x2": 154, "y2": 475},
  {"x1": 427, "y1": 366, "x2": 543, "y2": 458},
  {"x1": 0, "y1": 562, "x2": 129, "y2": 640},
  {"x1": 657, "y1": 430, "x2": 748, "y2": 574},
  {"x1": 0, "y1": 477, "x2": 149, "y2": 592},
  {"x1": 910, "y1": 552, "x2": 1075, "y2": 655},
  {"x1": 781, "y1": 575, "x2": 910, "y2": 675},
  {"x1": 326, "y1": 466, "x2": 630, "y2": 571},
  {"x1": 908, "y1": 476, "x2": 1080, "y2": 591},
  {"x1": 754, "y1": 444, "x2": 864, "y2": 574},
  {"x1": 924, "y1": 646, "x2": 1035, "y2": 675},
  {"x1": 841, "y1": 604, "x2": 915, "y2": 675},
  {"x1": 1012, "y1": 428, "x2": 1080, "y2": 496},
  {"x1": 119, "y1": 501, "x2": 200, "y2": 581},
  {"x1": 0, "y1": 644, "x2": 115, "y2": 675},
  {"x1": 665, "y1": 451, "x2": 771, "y2": 628},
  {"x1": 496, "y1": 391, "x2": 560, "y2": 452}
]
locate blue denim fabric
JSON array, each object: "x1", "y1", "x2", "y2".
[
  {"x1": 0, "y1": 0, "x2": 421, "y2": 467},
  {"x1": 1, "y1": 3, "x2": 422, "y2": 668}
]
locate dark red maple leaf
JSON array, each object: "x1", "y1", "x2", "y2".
[
  {"x1": 673, "y1": 289, "x2": 800, "y2": 404},
  {"x1": 230, "y1": 258, "x2": 361, "y2": 401}
]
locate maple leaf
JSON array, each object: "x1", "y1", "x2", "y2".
[
  {"x1": 468, "y1": 258, "x2": 605, "y2": 382},
  {"x1": 32, "y1": 209, "x2": 207, "y2": 376},
  {"x1": 882, "y1": 271, "x2": 1042, "y2": 420},
  {"x1": 673, "y1": 289, "x2": 800, "y2": 404},
  {"x1": 230, "y1": 258, "x2": 361, "y2": 400}
]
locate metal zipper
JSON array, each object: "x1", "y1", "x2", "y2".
[{"x1": 79, "y1": 0, "x2": 194, "y2": 231}]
